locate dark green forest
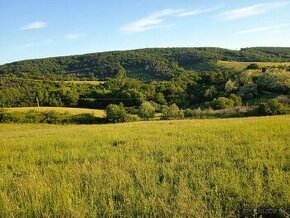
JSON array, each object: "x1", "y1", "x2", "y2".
[
  {"x1": 0, "y1": 47, "x2": 289, "y2": 122},
  {"x1": 1, "y1": 47, "x2": 290, "y2": 81}
]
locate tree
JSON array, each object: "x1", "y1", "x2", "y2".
[
  {"x1": 237, "y1": 83, "x2": 258, "y2": 99},
  {"x1": 212, "y1": 97, "x2": 234, "y2": 109},
  {"x1": 106, "y1": 104, "x2": 128, "y2": 123},
  {"x1": 161, "y1": 104, "x2": 184, "y2": 120},
  {"x1": 204, "y1": 85, "x2": 217, "y2": 100},
  {"x1": 115, "y1": 64, "x2": 126, "y2": 79},
  {"x1": 257, "y1": 99, "x2": 287, "y2": 116},
  {"x1": 229, "y1": 94, "x2": 242, "y2": 106},
  {"x1": 225, "y1": 80, "x2": 238, "y2": 93},
  {"x1": 138, "y1": 102, "x2": 155, "y2": 120}
]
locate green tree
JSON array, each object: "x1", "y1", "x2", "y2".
[
  {"x1": 106, "y1": 104, "x2": 128, "y2": 123},
  {"x1": 138, "y1": 102, "x2": 155, "y2": 120},
  {"x1": 161, "y1": 104, "x2": 184, "y2": 120},
  {"x1": 225, "y1": 80, "x2": 238, "y2": 93},
  {"x1": 212, "y1": 97, "x2": 235, "y2": 109},
  {"x1": 257, "y1": 99, "x2": 287, "y2": 116},
  {"x1": 229, "y1": 94, "x2": 242, "y2": 107}
]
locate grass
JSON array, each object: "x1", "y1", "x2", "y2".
[
  {"x1": 217, "y1": 61, "x2": 290, "y2": 71},
  {"x1": 4, "y1": 107, "x2": 105, "y2": 117},
  {"x1": 0, "y1": 116, "x2": 289, "y2": 217}
]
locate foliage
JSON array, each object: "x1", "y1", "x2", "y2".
[
  {"x1": 256, "y1": 69, "x2": 290, "y2": 93},
  {"x1": 0, "y1": 110, "x2": 105, "y2": 124},
  {"x1": 212, "y1": 97, "x2": 235, "y2": 109},
  {"x1": 106, "y1": 104, "x2": 129, "y2": 123},
  {"x1": 256, "y1": 99, "x2": 288, "y2": 116},
  {"x1": 246, "y1": 63, "x2": 260, "y2": 70},
  {"x1": 161, "y1": 104, "x2": 184, "y2": 120},
  {"x1": 138, "y1": 102, "x2": 155, "y2": 120},
  {"x1": 229, "y1": 94, "x2": 243, "y2": 107},
  {"x1": 1, "y1": 47, "x2": 290, "y2": 81}
]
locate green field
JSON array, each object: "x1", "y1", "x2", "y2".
[
  {"x1": 0, "y1": 116, "x2": 289, "y2": 217},
  {"x1": 4, "y1": 107, "x2": 105, "y2": 117},
  {"x1": 217, "y1": 61, "x2": 290, "y2": 71}
]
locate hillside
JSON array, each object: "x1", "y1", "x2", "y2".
[{"x1": 1, "y1": 47, "x2": 290, "y2": 81}]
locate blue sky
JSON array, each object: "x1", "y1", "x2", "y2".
[{"x1": 1, "y1": 0, "x2": 290, "y2": 64}]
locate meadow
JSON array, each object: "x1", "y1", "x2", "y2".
[
  {"x1": 217, "y1": 61, "x2": 290, "y2": 71},
  {"x1": 0, "y1": 116, "x2": 289, "y2": 217},
  {"x1": 4, "y1": 107, "x2": 105, "y2": 117}
]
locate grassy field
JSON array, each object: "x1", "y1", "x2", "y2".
[
  {"x1": 4, "y1": 107, "x2": 105, "y2": 117},
  {"x1": 0, "y1": 116, "x2": 289, "y2": 217},
  {"x1": 217, "y1": 61, "x2": 290, "y2": 71}
]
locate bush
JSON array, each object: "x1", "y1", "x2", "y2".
[
  {"x1": 246, "y1": 63, "x2": 260, "y2": 70},
  {"x1": 106, "y1": 104, "x2": 129, "y2": 123},
  {"x1": 184, "y1": 108, "x2": 205, "y2": 119},
  {"x1": 138, "y1": 102, "x2": 155, "y2": 120},
  {"x1": 161, "y1": 104, "x2": 184, "y2": 120},
  {"x1": 229, "y1": 94, "x2": 243, "y2": 107},
  {"x1": 256, "y1": 99, "x2": 287, "y2": 116},
  {"x1": 71, "y1": 113, "x2": 105, "y2": 124},
  {"x1": 124, "y1": 114, "x2": 139, "y2": 122},
  {"x1": 212, "y1": 97, "x2": 235, "y2": 109}
]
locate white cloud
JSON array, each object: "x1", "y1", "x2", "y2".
[
  {"x1": 120, "y1": 6, "x2": 221, "y2": 34},
  {"x1": 177, "y1": 7, "x2": 221, "y2": 17},
  {"x1": 65, "y1": 33, "x2": 86, "y2": 40},
  {"x1": 21, "y1": 21, "x2": 47, "y2": 30},
  {"x1": 120, "y1": 9, "x2": 182, "y2": 33},
  {"x1": 219, "y1": 1, "x2": 289, "y2": 20},
  {"x1": 238, "y1": 23, "x2": 290, "y2": 34}
]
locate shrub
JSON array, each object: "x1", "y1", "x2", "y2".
[
  {"x1": 246, "y1": 63, "x2": 260, "y2": 70},
  {"x1": 184, "y1": 108, "x2": 205, "y2": 119},
  {"x1": 71, "y1": 113, "x2": 104, "y2": 124},
  {"x1": 212, "y1": 97, "x2": 235, "y2": 109},
  {"x1": 138, "y1": 102, "x2": 155, "y2": 120},
  {"x1": 106, "y1": 104, "x2": 128, "y2": 123},
  {"x1": 256, "y1": 99, "x2": 287, "y2": 116},
  {"x1": 229, "y1": 94, "x2": 243, "y2": 106},
  {"x1": 161, "y1": 104, "x2": 184, "y2": 120},
  {"x1": 124, "y1": 114, "x2": 139, "y2": 122}
]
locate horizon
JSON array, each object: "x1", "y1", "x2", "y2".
[{"x1": 1, "y1": 0, "x2": 290, "y2": 64}]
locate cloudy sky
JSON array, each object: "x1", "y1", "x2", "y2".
[{"x1": 0, "y1": 0, "x2": 290, "y2": 64}]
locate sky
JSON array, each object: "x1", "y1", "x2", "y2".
[{"x1": 1, "y1": 0, "x2": 290, "y2": 64}]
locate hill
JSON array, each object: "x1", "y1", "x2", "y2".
[
  {"x1": 1, "y1": 47, "x2": 290, "y2": 81},
  {"x1": 0, "y1": 116, "x2": 289, "y2": 217}
]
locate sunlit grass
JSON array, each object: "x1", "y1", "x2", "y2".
[
  {"x1": 217, "y1": 61, "x2": 290, "y2": 71},
  {"x1": 0, "y1": 116, "x2": 289, "y2": 217},
  {"x1": 4, "y1": 107, "x2": 105, "y2": 117}
]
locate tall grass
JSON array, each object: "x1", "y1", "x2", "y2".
[{"x1": 0, "y1": 116, "x2": 289, "y2": 217}]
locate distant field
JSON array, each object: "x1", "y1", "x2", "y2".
[
  {"x1": 217, "y1": 61, "x2": 290, "y2": 71},
  {"x1": 0, "y1": 77, "x2": 105, "y2": 85},
  {"x1": 0, "y1": 116, "x2": 289, "y2": 217},
  {"x1": 4, "y1": 107, "x2": 105, "y2": 117}
]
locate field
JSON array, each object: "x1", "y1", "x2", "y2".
[
  {"x1": 4, "y1": 107, "x2": 105, "y2": 117},
  {"x1": 0, "y1": 116, "x2": 289, "y2": 217},
  {"x1": 217, "y1": 61, "x2": 290, "y2": 71}
]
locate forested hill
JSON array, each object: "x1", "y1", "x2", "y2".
[{"x1": 1, "y1": 47, "x2": 290, "y2": 81}]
